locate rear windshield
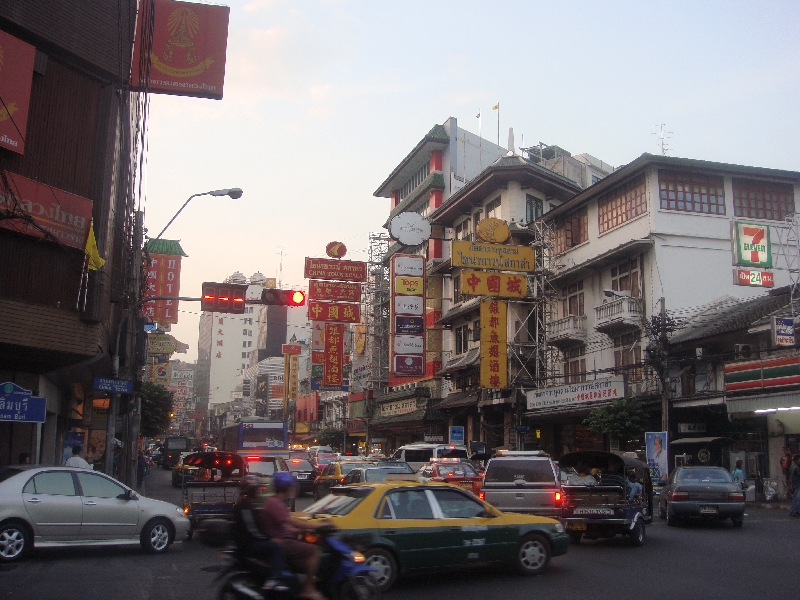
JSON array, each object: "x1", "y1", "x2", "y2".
[
  {"x1": 304, "y1": 487, "x2": 372, "y2": 516},
  {"x1": 248, "y1": 461, "x2": 279, "y2": 476},
  {"x1": 485, "y1": 459, "x2": 555, "y2": 483},
  {"x1": 288, "y1": 460, "x2": 313, "y2": 471},
  {"x1": 165, "y1": 438, "x2": 188, "y2": 450},
  {"x1": 436, "y1": 464, "x2": 477, "y2": 477},
  {"x1": 340, "y1": 463, "x2": 372, "y2": 475},
  {"x1": 404, "y1": 450, "x2": 434, "y2": 463},
  {"x1": 436, "y1": 448, "x2": 468, "y2": 460},
  {"x1": 676, "y1": 468, "x2": 732, "y2": 483},
  {"x1": 316, "y1": 455, "x2": 337, "y2": 465}
]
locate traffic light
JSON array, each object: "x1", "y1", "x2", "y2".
[
  {"x1": 260, "y1": 289, "x2": 306, "y2": 307},
  {"x1": 201, "y1": 282, "x2": 248, "y2": 314}
]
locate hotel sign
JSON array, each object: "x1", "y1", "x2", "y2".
[
  {"x1": 452, "y1": 240, "x2": 535, "y2": 272},
  {"x1": 526, "y1": 376, "x2": 625, "y2": 410}
]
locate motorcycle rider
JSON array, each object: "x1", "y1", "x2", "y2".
[{"x1": 258, "y1": 471, "x2": 330, "y2": 600}]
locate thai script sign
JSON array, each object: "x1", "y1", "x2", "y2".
[
  {"x1": 281, "y1": 344, "x2": 302, "y2": 355},
  {"x1": 304, "y1": 257, "x2": 367, "y2": 282},
  {"x1": 130, "y1": 0, "x2": 230, "y2": 99},
  {"x1": 394, "y1": 316, "x2": 424, "y2": 335},
  {"x1": 308, "y1": 280, "x2": 361, "y2": 302},
  {"x1": 452, "y1": 240, "x2": 535, "y2": 272},
  {"x1": 0, "y1": 382, "x2": 46, "y2": 422},
  {"x1": 733, "y1": 268, "x2": 774, "y2": 287},
  {"x1": 391, "y1": 254, "x2": 426, "y2": 378},
  {"x1": 460, "y1": 269, "x2": 527, "y2": 298},
  {"x1": 526, "y1": 375, "x2": 625, "y2": 410},
  {"x1": 732, "y1": 221, "x2": 772, "y2": 268},
  {"x1": 394, "y1": 255, "x2": 425, "y2": 276},
  {"x1": 0, "y1": 32, "x2": 36, "y2": 154},
  {"x1": 92, "y1": 377, "x2": 134, "y2": 394},
  {"x1": 147, "y1": 333, "x2": 178, "y2": 355},
  {"x1": 380, "y1": 397, "x2": 420, "y2": 417},
  {"x1": 774, "y1": 317, "x2": 795, "y2": 347},
  {"x1": 480, "y1": 299, "x2": 508, "y2": 389}
]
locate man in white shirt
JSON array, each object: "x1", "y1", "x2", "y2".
[{"x1": 63, "y1": 445, "x2": 92, "y2": 469}]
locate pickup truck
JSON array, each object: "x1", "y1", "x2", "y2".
[{"x1": 479, "y1": 451, "x2": 563, "y2": 519}]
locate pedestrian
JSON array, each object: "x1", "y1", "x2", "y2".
[
  {"x1": 790, "y1": 455, "x2": 800, "y2": 518},
  {"x1": 731, "y1": 459, "x2": 746, "y2": 491},
  {"x1": 137, "y1": 451, "x2": 148, "y2": 488},
  {"x1": 63, "y1": 445, "x2": 92, "y2": 469},
  {"x1": 18, "y1": 452, "x2": 30, "y2": 465},
  {"x1": 781, "y1": 447, "x2": 793, "y2": 483}
]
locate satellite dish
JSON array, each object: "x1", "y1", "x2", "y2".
[{"x1": 389, "y1": 212, "x2": 432, "y2": 247}]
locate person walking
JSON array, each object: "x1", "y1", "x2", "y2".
[
  {"x1": 64, "y1": 445, "x2": 91, "y2": 469},
  {"x1": 789, "y1": 455, "x2": 800, "y2": 518},
  {"x1": 731, "y1": 459, "x2": 746, "y2": 491}
]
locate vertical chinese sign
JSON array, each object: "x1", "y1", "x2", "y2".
[
  {"x1": 0, "y1": 31, "x2": 36, "y2": 154},
  {"x1": 390, "y1": 255, "x2": 426, "y2": 381},
  {"x1": 282, "y1": 344, "x2": 301, "y2": 419},
  {"x1": 323, "y1": 324, "x2": 345, "y2": 386},
  {"x1": 480, "y1": 299, "x2": 508, "y2": 389},
  {"x1": 143, "y1": 239, "x2": 187, "y2": 324}
]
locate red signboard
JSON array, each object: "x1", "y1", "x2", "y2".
[
  {"x1": 308, "y1": 300, "x2": 360, "y2": 323},
  {"x1": 0, "y1": 32, "x2": 36, "y2": 154},
  {"x1": 323, "y1": 324, "x2": 345, "y2": 386},
  {"x1": 281, "y1": 344, "x2": 302, "y2": 355},
  {"x1": 308, "y1": 280, "x2": 361, "y2": 302},
  {"x1": 312, "y1": 351, "x2": 349, "y2": 365},
  {"x1": 0, "y1": 171, "x2": 93, "y2": 250},
  {"x1": 734, "y1": 269, "x2": 774, "y2": 288},
  {"x1": 130, "y1": 0, "x2": 230, "y2": 100},
  {"x1": 304, "y1": 257, "x2": 367, "y2": 282},
  {"x1": 143, "y1": 253, "x2": 183, "y2": 324}
]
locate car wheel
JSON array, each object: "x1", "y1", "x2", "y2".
[
  {"x1": 568, "y1": 531, "x2": 582, "y2": 544},
  {"x1": 339, "y1": 573, "x2": 379, "y2": 600},
  {"x1": 364, "y1": 547, "x2": 398, "y2": 592},
  {"x1": 731, "y1": 515, "x2": 744, "y2": 528},
  {"x1": 141, "y1": 518, "x2": 172, "y2": 554},
  {"x1": 629, "y1": 520, "x2": 645, "y2": 546},
  {"x1": 514, "y1": 534, "x2": 551, "y2": 576},
  {"x1": 666, "y1": 508, "x2": 677, "y2": 527},
  {"x1": 0, "y1": 521, "x2": 31, "y2": 562}
]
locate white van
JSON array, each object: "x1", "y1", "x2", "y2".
[{"x1": 389, "y1": 443, "x2": 469, "y2": 472}]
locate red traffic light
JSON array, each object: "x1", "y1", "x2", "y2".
[
  {"x1": 289, "y1": 290, "x2": 306, "y2": 306},
  {"x1": 261, "y1": 289, "x2": 307, "y2": 307},
  {"x1": 201, "y1": 282, "x2": 248, "y2": 314}
]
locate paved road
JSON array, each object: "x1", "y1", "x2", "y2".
[{"x1": 2, "y1": 467, "x2": 796, "y2": 600}]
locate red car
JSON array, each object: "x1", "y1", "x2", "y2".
[{"x1": 417, "y1": 459, "x2": 483, "y2": 495}]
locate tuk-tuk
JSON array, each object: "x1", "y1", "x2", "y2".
[
  {"x1": 181, "y1": 451, "x2": 247, "y2": 537},
  {"x1": 559, "y1": 451, "x2": 653, "y2": 546}
]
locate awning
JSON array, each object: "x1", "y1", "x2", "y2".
[
  {"x1": 370, "y1": 408, "x2": 429, "y2": 428},
  {"x1": 438, "y1": 347, "x2": 479, "y2": 376},
  {"x1": 726, "y1": 391, "x2": 800, "y2": 413},
  {"x1": 670, "y1": 437, "x2": 735, "y2": 445},
  {"x1": 435, "y1": 391, "x2": 478, "y2": 410}
]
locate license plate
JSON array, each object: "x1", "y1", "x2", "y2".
[
  {"x1": 699, "y1": 506, "x2": 718, "y2": 515},
  {"x1": 297, "y1": 474, "x2": 308, "y2": 479},
  {"x1": 567, "y1": 522, "x2": 587, "y2": 531},
  {"x1": 459, "y1": 481, "x2": 473, "y2": 489}
]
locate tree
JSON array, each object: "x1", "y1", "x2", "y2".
[
  {"x1": 584, "y1": 397, "x2": 649, "y2": 449},
  {"x1": 316, "y1": 428, "x2": 345, "y2": 450},
  {"x1": 140, "y1": 382, "x2": 174, "y2": 438}
]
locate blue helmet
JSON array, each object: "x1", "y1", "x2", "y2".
[{"x1": 274, "y1": 471, "x2": 295, "y2": 489}]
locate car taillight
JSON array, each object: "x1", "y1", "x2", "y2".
[
  {"x1": 670, "y1": 491, "x2": 689, "y2": 500},
  {"x1": 183, "y1": 505, "x2": 190, "y2": 514},
  {"x1": 479, "y1": 491, "x2": 485, "y2": 501},
  {"x1": 729, "y1": 492, "x2": 745, "y2": 501},
  {"x1": 303, "y1": 532, "x2": 323, "y2": 544},
  {"x1": 339, "y1": 478, "x2": 345, "y2": 483},
  {"x1": 554, "y1": 491, "x2": 562, "y2": 507}
]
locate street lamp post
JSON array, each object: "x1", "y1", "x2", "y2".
[{"x1": 155, "y1": 188, "x2": 243, "y2": 239}]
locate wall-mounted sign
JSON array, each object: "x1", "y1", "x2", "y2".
[
  {"x1": 304, "y1": 257, "x2": 367, "y2": 282},
  {"x1": 390, "y1": 254, "x2": 426, "y2": 378},
  {"x1": 393, "y1": 295, "x2": 424, "y2": 316},
  {"x1": 0, "y1": 32, "x2": 36, "y2": 154},
  {"x1": 394, "y1": 276, "x2": 424, "y2": 295},
  {"x1": 452, "y1": 240, "x2": 534, "y2": 272},
  {"x1": 476, "y1": 217, "x2": 511, "y2": 243},
  {"x1": 147, "y1": 333, "x2": 178, "y2": 355},
  {"x1": 323, "y1": 323, "x2": 345, "y2": 386},
  {"x1": 460, "y1": 269, "x2": 527, "y2": 298},
  {"x1": 393, "y1": 335, "x2": 424, "y2": 354},
  {"x1": 725, "y1": 356, "x2": 800, "y2": 391},
  {"x1": 394, "y1": 316, "x2": 424, "y2": 335},
  {"x1": 281, "y1": 344, "x2": 302, "y2": 355},
  {"x1": 389, "y1": 212, "x2": 432, "y2": 247},
  {"x1": 92, "y1": 377, "x2": 134, "y2": 394},
  {"x1": 308, "y1": 300, "x2": 360, "y2": 323},
  {"x1": 678, "y1": 423, "x2": 707, "y2": 433},
  {"x1": 526, "y1": 375, "x2": 625, "y2": 411},
  {"x1": 0, "y1": 382, "x2": 46, "y2": 423},
  {"x1": 732, "y1": 221, "x2": 772, "y2": 268},
  {"x1": 733, "y1": 268, "x2": 774, "y2": 287},
  {"x1": 449, "y1": 426, "x2": 465, "y2": 444},
  {"x1": 774, "y1": 317, "x2": 795, "y2": 347},
  {"x1": 380, "y1": 397, "x2": 419, "y2": 416},
  {"x1": 393, "y1": 355, "x2": 424, "y2": 376},
  {"x1": 393, "y1": 255, "x2": 425, "y2": 276}
]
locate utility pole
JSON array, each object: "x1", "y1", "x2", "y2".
[{"x1": 660, "y1": 297, "x2": 669, "y2": 433}]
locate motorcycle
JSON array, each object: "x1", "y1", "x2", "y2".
[{"x1": 216, "y1": 528, "x2": 379, "y2": 600}]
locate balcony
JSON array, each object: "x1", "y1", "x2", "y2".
[
  {"x1": 595, "y1": 297, "x2": 643, "y2": 334},
  {"x1": 547, "y1": 315, "x2": 588, "y2": 349}
]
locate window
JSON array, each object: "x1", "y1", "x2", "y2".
[
  {"x1": 525, "y1": 194, "x2": 542, "y2": 224},
  {"x1": 243, "y1": 329, "x2": 248, "y2": 336},
  {"x1": 384, "y1": 489, "x2": 434, "y2": 519},
  {"x1": 659, "y1": 170, "x2": 725, "y2": 215},
  {"x1": 613, "y1": 332, "x2": 641, "y2": 381},
  {"x1": 454, "y1": 219, "x2": 471, "y2": 240},
  {"x1": 23, "y1": 472, "x2": 77, "y2": 496},
  {"x1": 248, "y1": 341, "x2": 253, "y2": 347},
  {"x1": 555, "y1": 208, "x2": 588, "y2": 254},
  {"x1": 398, "y1": 161, "x2": 431, "y2": 200},
  {"x1": 598, "y1": 176, "x2": 647, "y2": 233},
  {"x1": 485, "y1": 197, "x2": 501, "y2": 219},
  {"x1": 431, "y1": 489, "x2": 486, "y2": 518},
  {"x1": 611, "y1": 259, "x2": 640, "y2": 297},
  {"x1": 564, "y1": 346, "x2": 586, "y2": 384},
  {"x1": 455, "y1": 324, "x2": 470, "y2": 355},
  {"x1": 562, "y1": 281, "x2": 584, "y2": 317},
  {"x1": 76, "y1": 472, "x2": 125, "y2": 498},
  {"x1": 733, "y1": 179, "x2": 795, "y2": 221},
  {"x1": 681, "y1": 364, "x2": 696, "y2": 397},
  {"x1": 242, "y1": 352, "x2": 248, "y2": 358},
  {"x1": 472, "y1": 319, "x2": 481, "y2": 342},
  {"x1": 591, "y1": 174, "x2": 602, "y2": 185},
  {"x1": 453, "y1": 274, "x2": 468, "y2": 304},
  {"x1": 472, "y1": 210, "x2": 482, "y2": 233},
  {"x1": 242, "y1": 341, "x2": 247, "y2": 348}
]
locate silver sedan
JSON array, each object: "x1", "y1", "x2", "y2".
[{"x1": 0, "y1": 465, "x2": 191, "y2": 562}]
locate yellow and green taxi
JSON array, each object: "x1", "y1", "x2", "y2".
[
  {"x1": 300, "y1": 479, "x2": 569, "y2": 592},
  {"x1": 312, "y1": 460, "x2": 377, "y2": 500}
]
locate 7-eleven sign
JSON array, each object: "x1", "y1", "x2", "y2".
[{"x1": 733, "y1": 221, "x2": 772, "y2": 268}]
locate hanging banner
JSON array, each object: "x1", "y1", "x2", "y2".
[
  {"x1": 460, "y1": 269, "x2": 527, "y2": 298},
  {"x1": 142, "y1": 242, "x2": 187, "y2": 324},
  {"x1": 130, "y1": 0, "x2": 231, "y2": 100},
  {"x1": 0, "y1": 31, "x2": 36, "y2": 154},
  {"x1": 323, "y1": 323, "x2": 345, "y2": 386},
  {"x1": 0, "y1": 171, "x2": 93, "y2": 250},
  {"x1": 480, "y1": 299, "x2": 508, "y2": 389},
  {"x1": 308, "y1": 300, "x2": 360, "y2": 323}
]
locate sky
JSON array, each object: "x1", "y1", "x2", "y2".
[{"x1": 142, "y1": 0, "x2": 800, "y2": 361}]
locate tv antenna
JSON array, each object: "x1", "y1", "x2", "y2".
[{"x1": 652, "y1": 123, "x2": 673, "y2": 155}]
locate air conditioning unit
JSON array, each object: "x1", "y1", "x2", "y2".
[{"x1": 734, "y1": 344, "x2": 753, "y2": 359}]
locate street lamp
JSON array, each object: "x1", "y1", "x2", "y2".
[{"x1": 155, "y1": 188, "x2": 243, "y2": 239}]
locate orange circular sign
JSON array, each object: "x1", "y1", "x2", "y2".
[
  {"x1": 476, "y1": 218, "x2": 511, "y2": 243},
  {"x1": 325, "y1": 241, "x2": 347, "y2": 258}
]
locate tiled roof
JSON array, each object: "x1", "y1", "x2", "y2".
[
  {"x1": 438, "y1": 347, "x2": 480, "y2": 375},
  {"x1": 437, "y1": 297, "x2": 480, "y2": 325},
  {"x1": 435, "y1": 391, "x2": 479, "y2": 410},
  {"x1": 144, "y1": 239, "x2": 188, "y2": 256}
]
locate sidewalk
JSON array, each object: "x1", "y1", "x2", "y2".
[{"x1": 750, "y1": 500, "x2": 791, "y2": 510}]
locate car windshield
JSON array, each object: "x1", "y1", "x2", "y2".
[
  {"x1": 304, "y1": 488, "x2": 372, "y2": 516},
  {"x1": 248, "y1": 461, "x2": 279, "y2": 476},
  {"x1": 288, "y1": 460, "x2": 313, "y2": 471},
  {"x1": 485, "y1": 459, "x2": 554, "y2": 483},
  {"x1": 676, "y1": 468, "x2": 733, "y2": 483},
  {"x1": 436, "y1": 464, "x2": 477, "y2": 477}
]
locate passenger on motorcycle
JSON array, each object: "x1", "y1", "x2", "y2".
[{"x1": 257, "y1": 471, "x2": 331, "y2": 600}]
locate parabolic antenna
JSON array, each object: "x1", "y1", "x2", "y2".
[{"x1": 389, "y1": 212, "x2": 432, "y2": 247}]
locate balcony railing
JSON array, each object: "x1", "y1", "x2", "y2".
[
  {"x1": 595, "y1": 297, "x2": 643, "y2": 334},
  {"x1": 547, "y1": 315, "x2": 588, "y2": 348}
]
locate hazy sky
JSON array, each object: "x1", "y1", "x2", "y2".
[{"x1": 142, "y1": 0, "x2": 800, "y2": 361}]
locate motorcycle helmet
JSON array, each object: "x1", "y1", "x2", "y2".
[{"x1": 273, "y1": 471, "x2": 295, "y2": 490}]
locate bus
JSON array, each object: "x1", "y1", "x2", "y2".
[
  {"x1": 161, "y1": 435, "x2": 200, "y2": 469},
  {"x1": 220, "y1": 419, "x2": 289, "y2": 455}
]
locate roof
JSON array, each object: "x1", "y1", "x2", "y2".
[
  {"x1": 144, "y1": 239, "x2": 188, "y2": 256},
  {"x1": 543, "y1": 153, "x2": 800, "y2": 223},
  {"x1": 374, "y1": 124, "x2": 451, "y2": 198},
  {"x1": 434, "y1": 391, "x2": 479, "y2": 410},
  {"x1": 438, "y1": 347, "x2": 480, "y2": 376},
  {"x1": 384, "y1": 172, "x2": 446, "y2": 225},
  {"x1": 437, "y1": 297, "x2": 480, "y2": 325}
]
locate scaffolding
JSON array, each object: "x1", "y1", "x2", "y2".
[
  {"x1": 772, "y1": 214, "x2": 800, "y2": 319},
  {"x1": 364, "y1": 233, "x2": 391, "y2": 394}
]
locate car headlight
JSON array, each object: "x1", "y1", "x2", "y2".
[
  {"x1": 554, "y1": 523, "x2": 565, "y2": 533},
  {"x1": 350, "y1": 551, "x2": 366, "y2": 563}
]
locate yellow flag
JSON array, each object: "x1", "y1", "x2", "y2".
[
  {"x1": 492, "y1": 103, "x2": 499, "y2": 110},
  {"x1": 84, "y1": 223, "x2": 105, "y2": 270}
]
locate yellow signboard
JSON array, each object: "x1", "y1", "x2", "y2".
[
  {"x1": 394, "y1": 276, "x2": 424, "y2": 295},
  {"x1": 460, "y1": 270, "x2": 527, "y2": 298},
  {"x1": 480, "y1": 299, "x2": 507, "y2": 389},
  {"x1": 452, "y1": 240, "x2": 534, "y2": 272},
  {"x1": 476, "y1": 217, "x2": 511, "y2": 243},
  {"x1": 147, "y1": 333, "x2": 177, "y2": 355}
]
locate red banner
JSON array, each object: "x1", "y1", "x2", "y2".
[
  {"x1": 282, "y1": 344, "x2": 302, "y2": 355},
  {"x1": 309, "y1": 280, "x2": 361, "y2": 302},
  {"x1": 0, "y1": 171, "x2": 93, "y2": 250},
  {"x1": 0, "y1": 32, "x2": 36, "y2": 154},
  {"x1": 304, "y1": 257, "x2": 367, "y2": 282},
  {"x1": 323, "y1": 323, "x2": 345, "y2": 386},
  {"x1": 130, "y1": 0, "x2": 230, "y2": 100},
  {"x1": 143, "y1": 253, "x2": 183, "y2": 324},
  {"x1": 313, "y1": 350, "x2": 350, "y2": 365},
  {"x1": 308, "y1": 300, "x2": 360, "y2": 323}
]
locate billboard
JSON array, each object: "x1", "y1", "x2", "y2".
[
  {"x1": 646, "y1": 432, "x2": 669, "y2": 485},
  {"x1": 0, "y1": 31, "x2": 36, "y2": 154},
  {"x1": 390, "y1": 254, "x2": 425, "y2": 378},
  {"x1": 308, "y1": 300, "x2": 360, "y2": 323},
  {"x1": 526, "y1": 376, "x2": 625, "y2": 410},
  {"x1": 732, "y1": 221, "x2": 772, "y2": 268}
]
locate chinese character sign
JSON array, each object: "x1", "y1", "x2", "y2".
[
  {"x1": 480, "y1": 299, "x2": 507, "y2": 389},
  {"x1": 460, "y1": 269, "x2": 527, "y2": 298},
  {"x1": 308, "y1": 300, "x2": 360, "y2": 323},
  {"x1": 323, "y1": 323, "x2": 345, "y2": 386},
  {"x1": 143, "y1": 252, "x2": 184, "y2": 324}
]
